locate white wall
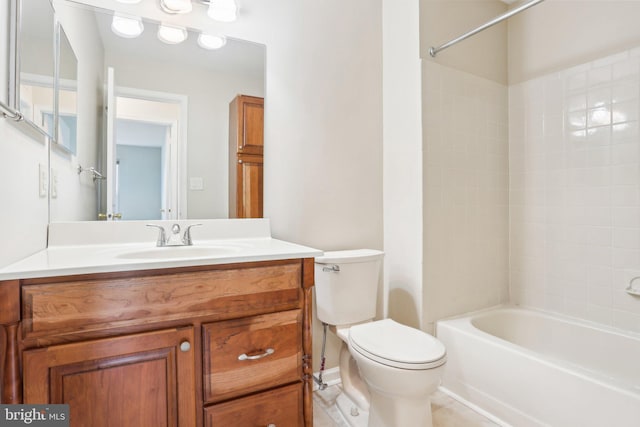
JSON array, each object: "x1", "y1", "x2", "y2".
[
  {"x1": 259, "y1": 1, "x2": 383, "y2": 370},
  {"x1": 0, "y1": 123, "x2": 49, "y2": 268},
  {"x1": 382, "y1": 0, "x2": 424, "y2": 330},
  {"x1": 421, "y1": 0, "x2": 508, "y2": 84},
  {"x1": 0, "y1": 3, "x2": 49, "y2": 268},
  {"x1": 508, "y1": 0, "x2": 640, "y2": 84}
]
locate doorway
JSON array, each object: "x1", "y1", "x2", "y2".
[{"x1": 103, "y1": 77, "x2": 188, "y2": 220}]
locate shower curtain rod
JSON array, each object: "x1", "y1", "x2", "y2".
[{"x1": 429, "y1": 0, "x2": 545, "y2": 57}]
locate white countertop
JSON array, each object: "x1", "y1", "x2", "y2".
[{"x1": 0, "y1": 219, "x2": 323, "y2": 280}]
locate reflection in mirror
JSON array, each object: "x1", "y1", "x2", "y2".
[
  {"x1": 18, "y1": 0, "x2": 55, "y2": 137},
  {"x1": 51, "y1": 0, "x2": 265, "y2": 222},
  {"x1": 0, "y1": 2, "x2": 9, "y2": 106},
  {"x1": 112, "y1": 91, "x2": 184, "y2": 220},
  {"x1": 55, "y1": 25, "x2": 78, "y2": 154}
]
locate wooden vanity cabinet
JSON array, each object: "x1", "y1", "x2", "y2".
[{"x1": 0, "y1": 258, "x2": 315, "y2": 427}]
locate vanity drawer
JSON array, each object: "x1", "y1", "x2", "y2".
[
  {"x1": 203, "y1": 309, "x2": 302, "y2": 403},
  {"x1": 21, "y1": 261, "x2": 302, "y2": 340},
  {"x1": 204, "y1": 383, "x2": 303, "y2": 427}
]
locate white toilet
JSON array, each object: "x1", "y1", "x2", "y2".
[{"x1": 315, "y1": 249, "x2": 446, "y2": 427}]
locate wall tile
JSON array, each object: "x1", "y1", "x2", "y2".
[
  {"x1": 424, "y1": 62, "x2": 509, "y2": 324},
  {"x1": 510, "y1": 47, "x2": 640, "y2": 333}
]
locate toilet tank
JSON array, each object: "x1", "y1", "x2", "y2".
[{"x1": 314, "y1": 249, "x2": 384, "y2": 326}]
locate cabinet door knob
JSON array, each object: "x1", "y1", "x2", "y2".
[
  {"x1": 267, "y1": 424, "x2": 276, "y2": 427},
  {"x1": 179, "y1": 341, "x2": 191, "y2": 352},
  {"x1": 238, "y1": 348, "x2": 274, "y2": 361}
]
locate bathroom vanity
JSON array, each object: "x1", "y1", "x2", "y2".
[{"x1": 0, "y1": 220, "x2": 320, "y2": 427}]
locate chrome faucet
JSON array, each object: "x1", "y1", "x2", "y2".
[{"x1": 146, "y1": 223, "x2": 202, "y2": 247}]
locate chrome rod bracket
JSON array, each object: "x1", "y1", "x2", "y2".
[{"x1": 429, "y1": 0, "x2": 545, "y2": 57}]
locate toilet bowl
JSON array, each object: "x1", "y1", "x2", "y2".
[{"x1": 315, "y1": 250, "x2": 447, "y2": 427}]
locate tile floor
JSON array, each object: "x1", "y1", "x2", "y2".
[{"x1": 313, "y1": 385, "x2": 501, "y2": 427}]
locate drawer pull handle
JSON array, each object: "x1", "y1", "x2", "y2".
[
  {"x1": 267, "y1": 424, "x2": 276, "y2": 427},
  {"x1": 238, "y1": 348, "x2": 275, "y2": 361},
  {"x1": 180, "y1": 341, "x2": 191, "y2": 352}
]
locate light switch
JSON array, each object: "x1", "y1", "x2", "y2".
[
  {"x1": 39, "y1": 163, "x2": 48, "y2": 198},
  {"x1": 51, "y1": 168, "x2": 58, "y2": 199},
  {"x1": 189, "y1": 177, "x2": 204, "y2": 191}
]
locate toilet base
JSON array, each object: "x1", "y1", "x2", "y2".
[
  {"x1": 336, "y1": 392, "x2": 369, "y2": 427},
  {"x1": 368, "y1": 391, "x2": 434, "y2": 427}
]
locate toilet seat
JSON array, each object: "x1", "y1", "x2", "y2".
[{"x1": 349, "y1": 319, "x2": 446, "y2": 370}]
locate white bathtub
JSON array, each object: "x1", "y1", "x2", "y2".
[{"x1": 436, "y1": 306, "x2": 640, "y2": 427}]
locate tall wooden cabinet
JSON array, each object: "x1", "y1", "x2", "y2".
[{"x1": 229, "y1": 95, "x2": 264, "y2": 218}]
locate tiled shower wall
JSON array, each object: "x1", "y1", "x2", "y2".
[
  {"x1": 509, "y1": 47, "x2": 640, "y2": 332},
  {"x1": 423, "y1": 61, "x2": 509, "y2": 330}
]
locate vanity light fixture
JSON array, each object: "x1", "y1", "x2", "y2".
[
  {"x1": 111, "y1": 14, "x2": 144, "y2": 38},
  {"x1": 157, "y1": 24, "x2": 189, "y2": 44},
  {"x1": 207, "y1": 0, "x2": 238, "y2": 22},
  {"x1": 197, "y1": 33, "x2": 226, "y2": 49},
  {"x1": 159, "y1": 0, "x2": 193, "y2": 14}
]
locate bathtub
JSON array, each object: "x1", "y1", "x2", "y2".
[{"x1": 436, "y1": 306, "x2": 640, "y2": 427}]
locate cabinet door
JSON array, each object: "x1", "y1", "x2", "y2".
[
  {"x1": 235, "y1": 154, "x2": 263, "y2": 218},
  {"x1": 23, "y1": 327, "x2": 196, "y2": 427},
  {"x1": 233, "y1": 95, "x2": 264, "y2": 155}
]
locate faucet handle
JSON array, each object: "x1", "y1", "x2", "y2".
[
  {"x1": 146, "y1": 224, "x2": 166, "y2": 247},
  {"x1": 183, "y1": 223, "x2": 202, "y2": 246}
]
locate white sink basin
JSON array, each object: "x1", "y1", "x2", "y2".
[{"x1": 116, "y1": 245, "x2": 242, "y2": 260}]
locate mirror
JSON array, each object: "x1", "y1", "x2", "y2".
[
  {"x1": 50, "y1": 0, "x2": 265, "y2": 222},
  {"x1": 55, "y1": 25, "x2": 78, "y2": 154},
  {"x1": 0, "y1": 3, "x2": 9, "y2": 105},
  {"x1": 15, "y1": 0, "x2": 56, "y2": 138}
]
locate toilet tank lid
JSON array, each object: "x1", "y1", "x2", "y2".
[{"x1": 315, "y1": 249, "x2": 384, "y2": 264}]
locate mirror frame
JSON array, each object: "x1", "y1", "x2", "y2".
[{"x1": 6, "y1": 0, "x2": 57, "y2": 140}]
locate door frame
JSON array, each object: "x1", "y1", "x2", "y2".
[{"x1": 115, "y1": 86, "x2": 189, "y2": 219}]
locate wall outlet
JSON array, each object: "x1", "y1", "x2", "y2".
[{"x1": 38, "y1": 163, "x2": 48, "y2": 198}]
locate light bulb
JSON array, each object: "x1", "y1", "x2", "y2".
[
  {"x1": 207, "y1": 0, "x2": 238, "y2": 22},
  {"x1": 157, "y1": 24, "x2": 188, "y2": 44},
  {"x1": 159, "y1": 0, "x2": 193, "y2": 14},
  {"x1": 111, "y1": 15, "x2": 144, "y2": 38},
  {"x1": 197, "y1": 33, "x2": 227, "y2": 50}
]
